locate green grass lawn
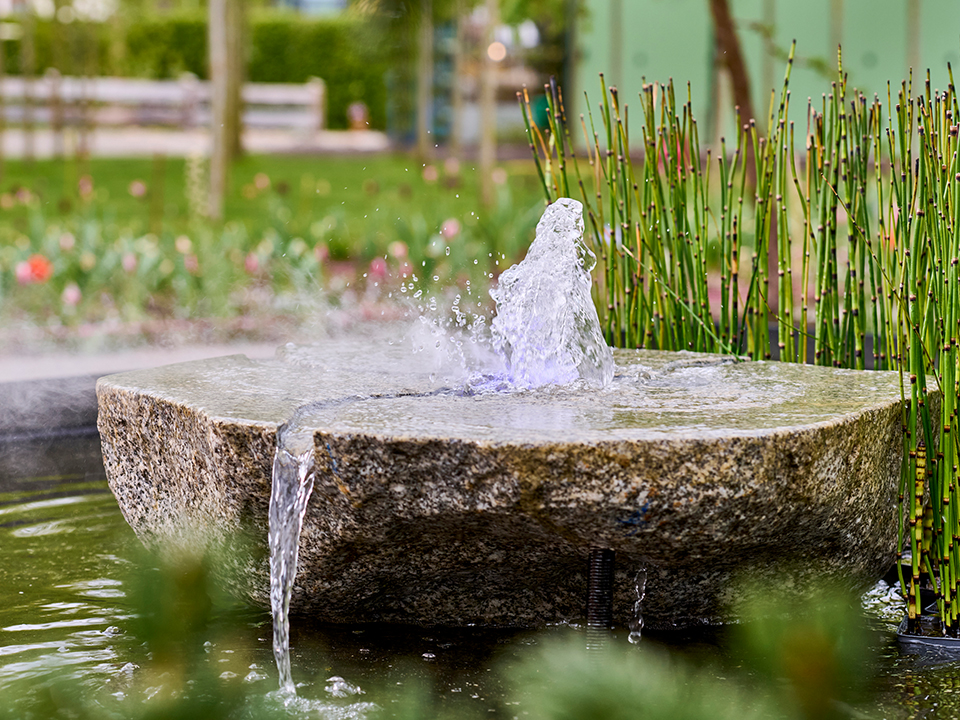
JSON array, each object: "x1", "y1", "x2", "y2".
[
  {"x1": 0, "y1": 153, "x2": 548, "y2": 337},
  {"x1": 1, "y1": 154, "x2": 544, "y2": 242}
]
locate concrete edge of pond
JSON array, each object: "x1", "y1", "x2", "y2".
[
  {"x1": 0, "y1": 343, "x2": 282, "y2": 443},
  {"x1": 0, "y1": 374, "x2": 102, "y2": 442}
]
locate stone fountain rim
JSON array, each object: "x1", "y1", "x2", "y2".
[
  {"x1": 95, "y1": 351, "x2": 907, "y2": 445},
  {"x1": 96, "y1": 347, "x2": 909, "y2": 628}
]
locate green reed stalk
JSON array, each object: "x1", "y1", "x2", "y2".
[{"x1": 520, "y1": 50, "x2": 960, "y2": 634}]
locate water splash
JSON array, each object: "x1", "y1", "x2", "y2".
[
  {"x1": 627, "y1": 568, "x2": 648, "y2": 644},
  {"x1": 269, "y1": 419, "x2": 317, "y2": 696},
  {"x1": 402, "y1": 198, "x2": 614, "y2": 393},
  {"x1": 490, "y1": 198, "x2": 614, "y2": 389}
]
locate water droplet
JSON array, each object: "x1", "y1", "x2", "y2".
[{"x1": 627, "y1": 568, "x2": 648, "y2": 644}]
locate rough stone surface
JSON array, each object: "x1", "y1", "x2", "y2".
[{"x1": 97, "y1": 342, "x2": 907, "y2": 628}]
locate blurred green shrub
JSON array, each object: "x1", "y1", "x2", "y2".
[
  {"x1": 0, "y1": 537, "x2": 282, "y2": 720},
  {"x1": 122, "y1": 15, "x2": 209, "y2": 82},
  {"x1": 0, "y1": 12, "x2": 390, "y2": 130},
  {"x1": 729, "y1": 582, "x2": 877, "y2": 720},
  {"x1": 504, "y1": 583, "x2": 878, "y2": 720},
  {"x1": 508, "y1": 640, "x2": 784, "y2": 720}
]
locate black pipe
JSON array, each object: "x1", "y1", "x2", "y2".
[{"x1": 586, "y1": 547, "x2": 615, "y2": 651}]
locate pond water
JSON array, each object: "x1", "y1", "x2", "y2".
[{"x1": 1, "y1": 432, "x2": 958, "y2": 719}]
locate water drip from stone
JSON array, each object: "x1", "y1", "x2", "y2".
[
  {"x1": 628, "y1": 568, "x2": 648, "y2": 645},
  {"x1": 269, "y1": 420, "x2": 317, "y2": 696}
]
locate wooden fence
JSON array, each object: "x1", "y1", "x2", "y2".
[{"x1": 0, "y1": 72, "x2": 326, "y2": 133}]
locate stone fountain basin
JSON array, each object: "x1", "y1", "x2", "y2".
[{"x1": 97, "y1": 342, "x2": 905, "y2": 628}]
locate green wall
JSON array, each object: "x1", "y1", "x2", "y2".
[{"x1": 576, "y1": 0, "x2": 960, "y2": 142}]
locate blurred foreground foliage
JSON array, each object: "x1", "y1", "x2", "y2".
[
  {"x1": 506, "y1": 586, "x2": 875, "y2": 720},
  {"x1": 0, "y1": 538, "x2": 881, "y2": 720},
  {"x1": 0, "y1": 539, "x2": 286, "y2": 720}
]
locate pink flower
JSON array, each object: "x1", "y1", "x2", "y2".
[
  {"x1": 245, "y1": 252, "x2": 259, "y2": 274},
  {"x1": 122, "y1": 253, "x2": 137, "y2": 273},
  {"x1": 369, "y1": 257, "x2": 387, "y2": 279},
  {"x1": 184, "y1": 254, "x2": 199, "y2": 274},
  {"x1": 422, "y1": 165, "x2": 439, "y2": 183},
  {"x1": 388, "y1": 241, "x2": 408, "y2": 259},
  {"x1": 128, "y1": 180, "x2": 147, "y2": 198},
  {"x1": 61, "y1": 282, "x2": 81, "y2": 306},
  {"x1": 78, "y1": 175, "x2": 94, "y2": 199},
  {"x1": 441, "y1": 218, "x2": 461, "y2": 239},
  {"x1": 15, "y1": 262, "x2": 32, "y2": 285},
  {"x1": 15, "y1": 254, "x2": 54, "y2": 284},
  {"x1": 314, "y1": 244, "x2": 329, "y2": 263}
]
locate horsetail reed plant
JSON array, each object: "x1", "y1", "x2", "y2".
[
  {"x1": 520, "y1": 44, "x2": 799, "y2": 359},
  {"x1": 521, "y1": 44, "x2": 960, "y2": 637}
]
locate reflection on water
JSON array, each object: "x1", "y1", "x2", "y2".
[
  {"x1": 0, "y1": 434, "x2": 555, "y2": 718},
  {"x1": 3, "y1": 433, "x2": 960, "y2": 718},
  {"x1": 0, "y1": 435, "x2": 130, "y2": 689}
]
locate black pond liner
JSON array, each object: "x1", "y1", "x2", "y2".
[{"x1": 897, "y1": 616, "x2": 960, "y2": 656}]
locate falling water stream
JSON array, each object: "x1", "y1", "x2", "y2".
[
  {"x1": 268, "y1": 419, "x2": 317, "y2": 696},
  {"x1": 267, "y1": 197, "x2": 616, "y2": 694}
]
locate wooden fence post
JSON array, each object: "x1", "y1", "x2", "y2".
[
  {"x1": 307, "y1": 77, "x2": 325, "y2": 133},
  {"x1": 46, "y1": 68, "x2": 63, "y2": 159}
]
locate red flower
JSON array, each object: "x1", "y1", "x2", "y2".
[{"x1": 16, "y1": 254, "x2": 53, "y2": 285}]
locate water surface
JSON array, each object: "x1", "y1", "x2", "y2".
[{"x1": 0, "y1": 434, "x2": 956, "y2": 718}]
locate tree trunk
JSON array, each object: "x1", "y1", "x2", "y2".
[
  {"x1": 209, "y1": 0, "x2": 242, "y2": 220},
  {"x1": 479, "y1": 0, "x2": 498, "y2": 208},
  {"x1": 416, "y1": 0, "x2": 434, "y2": 161},
  {"x1": 449, "y1": 0, "x2": 465, "y2": 158},
  {"x1": 708, "y1": 0, "x2": 755, "y2": 127},
  {"x1": 20, "y1": 9, "x2": 35, "y2": 165},
  {"x1": 710, "y1": 0, "x2": 770, "y2": 311},
  {"x1": 228, "y1": 0, "x2": 245, "y2": 159}
]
